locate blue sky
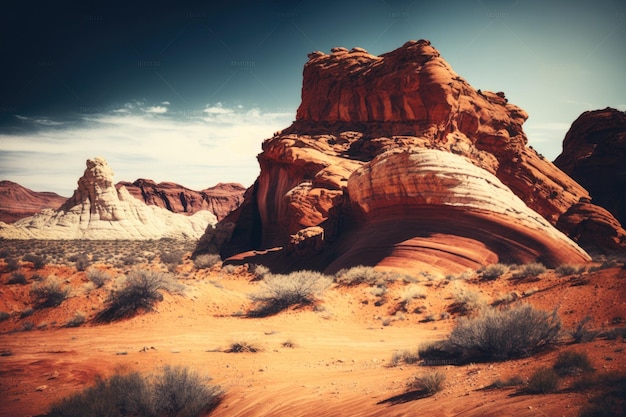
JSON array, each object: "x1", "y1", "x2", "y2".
[{"x1": 1, "y1": 0, "x2": 624, "y2": 196}]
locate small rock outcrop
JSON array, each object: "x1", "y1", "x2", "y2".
[
  {"x1": 118, "y1": 179, "x2": 245, "y2": 221},
  {"x1": 0, "y1": 181, "x2": 67, "y2": 223},
  {"x1": 0, "y1": 158, "x2": 216, "y2": 240},
  {"x1": 554, "y1": 108, "x2": 626, "y2": 227},
  {"x1": 195, "y1": 40, "x2": 621, "y2": 273}
]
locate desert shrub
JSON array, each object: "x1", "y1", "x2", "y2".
[
  {"x1": 555, "y1": 263, "x2": 585, "y2": 276},
  {"x1": 86, "y1": 268, "x2": 110, "y2": 288},
  {"x1": 4, "y1": 256, "x2": 19, "y2": 272},
  {"x1": 334, "y1": 265, "x2": 385, "y2": 286},
  {"x1": 400, "y1": 285, "x2": 426, "y2": 302},
  {"x1": 94, "y1": 270, "x2": 184, "y2": 323},
  {"x1": 248, "y1": 270, "x2": 332, "y2": 317},
  {"x1": 571, "y1": 316, "x2": 600, "y2": 343},
  {"x1": 390, "y1": 349, "x2": 421, "y2": 366},
  {"x1": 491, "y1": 291, "x2": 520, "y2": 307},
  {"x1": 406, "y1": 371, "x2": 446, "y2": 396},
  {"x1": 224, "y1": 340, "x2": 261, "y2": 353},
  {"x1": 73, "y1": 253, "x2": 90, "y2": 271},
  {"x1": 160, "y1": 250, "x2": 185, "y2": 265},
  {"x1": 484, "y1": 376, "x2": 525, "y2": 389},
  {"x1": 447, "y1": 304, "x2": 561, "y2": 362},
  {"x1": 0, "y1": 311, "x2": 10, "y2": 322},
  {"x1": 20, "y1": 307, "x2": 34, "y2": 318},
  {"x1": 553, "y1": 350, "x2": 594, "y2": 376},
  {"x1": 193, "y1": 254, "x2": 221, "y2": 269},
  {"x1": 7, "y1": 271, "x2": 28, "y2": 285},
  {"x1": 527, "y1": 367, "x2": 559, "y2": 394},
  {"x1": 153, "y1": 365, "x2": 223, "y2": 417},
  {"x1": 512, "y1": 262, "x2": 546, "y2": 280},
  {"x1": 30, "y1": 278, "x2": 70, "y2": 308},
  {"x1": 65, "y1": 312, "x2": 86, "y2": 328},
  {"x1": 281, "y1": 339, "x2": 296, "y2": 348},
  {"x1": 448, "y1": 282, "x2": 487, "y2": 316},
  {"x1": 21, "y1": 321, "x2": 35, "y2": 331},
  {"x1": 249, "y1": 264, "x2": 270, "y2": 280},
  {"x1": 480, "y1": 263, "x2": 508, "y2": 280},
  {"x1": 23, "y1": 253, "x2": 47, "y2": 269},
  {"x1": 577, "y1": 372, "x2": 626, "y2": 417}
]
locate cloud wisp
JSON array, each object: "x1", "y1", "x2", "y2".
[{"x1": 0, "y1": 102, "x2": 293, "y2": 196}]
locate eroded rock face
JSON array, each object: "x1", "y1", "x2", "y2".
[
  {"x1": 0, "y1": 181, "x2": 67, "y2": 223},
  {"x1": 554, "y1": 108, "x2": 626, "y2": 226},
  {"x1": 196, "y1": 40, "x2": 621, "y2": 273},
  {"x1": 118, "y1": 179, "x2": 245, "y2": 221},
  {"x1": 0, "y1": 158, "x2": 216, "y2": 240}
]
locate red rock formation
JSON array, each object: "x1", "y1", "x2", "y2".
[
  {"x1": 0, "y1": 180, "x2": 67, "y2": 223},
  {"x1": 118, "y1": 179, "x2": 245, "y2": 221},
  {"x1": 554, "y1": 108, "x2": 626, "y2": 226},
  {"x1": 196, "y1": 40, "x2": 623, "y2": 273}
]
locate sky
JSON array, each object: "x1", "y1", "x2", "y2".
[{"x1": 0, "y1": 0, "x2": 624, "y2": 196}]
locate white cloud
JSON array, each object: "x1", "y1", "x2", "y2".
[
  {"x1": 144, "y1": 105, "x2": 168, "y2": 114},
  {"x1": 0, "y1": 103, "x2": 294, "y2": 196}
]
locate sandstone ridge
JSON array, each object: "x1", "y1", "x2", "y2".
[
  {"x1": 0, "y1": 181, "x2": 67, "y2": 223},
  {"x1": 194, "y1": 40, "x2": 626, "y2": 273},
  {"x1": 0, "y1": 158, "x2": 216, "y2": 240}
]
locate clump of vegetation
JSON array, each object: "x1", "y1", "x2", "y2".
[
  {"x1": 577, "y1": 372, "x2": 626, "y2": 417},
  {"x1": 334, "y1": 265, "x2": 385, "y2": 286},
  {"x1": 48, "y1": 366, "x2": 223, "y2": 417},
  {"x1": 71, "y1": 253, "x2": 91, "y2": 272},
  {"x1": 512, "y1": 262, "x2": 546, "y2": 280},
  {"x1": 491, "y1": 291, "x2": 520, "y2": 307},
  {"x1": 193, "y1": 254, "x2": 221, "y2": 269},
  {"x1": 553, "y1": 350, "x2": 594, "y2": 376},
  {"x1": 571, "y1": 316, "x2": 600, "y2": 343},
  {"x1": 484, "y1": 376, "x2": 525, "y2": 390},
  {"x1": 445, "y1": 304, "x2": 561, "y2": 362},
  {"x1": 406, "y1": 371, "x2": 446, "y2": 396},
  {"x1": 23, "y1": 253, "x2": 47, "y2": 269},
  {"x1": 249, "y1": 264, "x2": 270, "y2": 281},
  {"x1": 3, "y1": 256, "x2": 20, "y2": 272},
  {"x1": 480, "y1": 263, "x2": 508, "y2": 280},
  {"x1": 65, "y1": 312, "x2": 86, "y2": 328},
  {"x1": 86, "y1": 268, "x2": 111, "y2": 288},
  {"x1": 448, "y1": 281, "x2": 487, "y2": 316},
  {"x1": 160, "y1": 250, "x2": 185, "y2": 272},
  {"x1": 527, "y1": 367, "x2": 560, "y2": 394},
  {"x1": 390, "y1": 349, "x2": 421, "y2": 367},
  {"x1": 0, "y1": 311, "x2": 11, "y2": 322},
  {"x1": 224, "y1": 341, "x2": 261, "y2": 353},
  {"x1": 555, "y1": 263, "x2": 585, "y2": 276},
  {"x1": 30, "y1": 278, "x2": 71, "y2": 308},
  {"x1": 248, "y1": 270, "x2": 332, "y2": 317},
  {"x1": 94, "y1": 270, "x2": 184, "y2": 323},
  {"x1": 7, "y1": 271, "x2": 28, "y2": 285}
]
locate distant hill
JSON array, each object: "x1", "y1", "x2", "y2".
[{"x1": 0, "y1": 180, "x2": 67, "y2": 223}]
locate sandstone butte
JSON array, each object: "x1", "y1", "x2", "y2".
[
  {"x1": 554, "y1": 107, "x2": 626, "y2": 229},
  {"x1": 196, "y1": 40, "x2": 626, "y2": 275},
  {"x1": 118, "y1": 179, "x2": 246, "y2": 221},
  {"x1": 0, "y1": 180, "x2": 67, "y2": 223},
  {"x1": 0, "y1": 157, "x2": 217, "y2": 240}
]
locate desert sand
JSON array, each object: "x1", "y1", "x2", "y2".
[{"x1": 1, "y1": 252, "x2": 624, "y2": 417}]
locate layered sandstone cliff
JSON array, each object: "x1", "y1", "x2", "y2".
[
  {"x1": 118, "y1": 179, "x2": 245, "y2": 221},
  {"x1": 196, "y1": 40, "x2": 625, "y2": 273},
  {"x1": 0, "y1": 158, "x2": 216, "y2": 240}
]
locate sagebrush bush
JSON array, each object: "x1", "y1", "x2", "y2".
[
  {"x1": 94, "y1": 270, "x2": 184, "y2": 323},
  {"x1": 30, "y1": 278, "x2": 70, "y2": 308},
  {"x1": 571, "y1": 316, "x2": 599, "y2": 343},
  {"x1": 73, "y1": 254, "x2": 90, "y2": 272},
  {"x1": 48, "y1": 366, "x2": 222, "y2": 417},
  {"x1": 0, "y1": 311, "x2": 10, "y2": 322},
  {"x1": 512, "y1": 262, "x2": 546, "y2": 280},
  {"x1": 23, "y1": 253, "x2": 46, "y2": 269},
  {"x1": 407, "y1": 371, "x2": 446, "y2": 395},
  {"x1": 448, "y1": 281, "x2": 487, "y2": 316},
  {"x1": 555, "y1": 263, "x2": 585, "y2": 276},
  {"x1": 65, "y1": 312, "x2": 86, "y2": 328},
  {"x1": 4, "y1": 256, "x2": 19, "y2": 272},
  {"x1": 334, "y1": 265, "x2": 384, "y2": 286},
  {"x1": 248, "y1": 270, "x2": 332, "y2": 317},
  {"x1": 447, "y1": 304, "x2": 561, "y2": 362},
  {"x1": 249, "y1": 264, "x2": 270, "y2": 281},
  {"x1": 160, "y1": 250, "x2": 185, "y2": 265},
  {"x1": 193, "y1": 254, "x2": 221, "y2": 269},
  {"x1": 527, "y1": 367, "x2": 559, "y2": 394},
  {"x1": 390, "y1": 349, "x2": 421, "y2": 366},
  {"x1": 7, "y1": 271, "x2": 28, "y2": 285},
  {"x1": 480, "y1": 263, "x2": 508, "y2": 280},
  {"x1": 224, "y1": 341, "x2": 261, "y2": 353},
  {"x1": 86, "y1": 268, "x2": 110, "y2": 288},
  {"x1": 553, "y1": 350, "x2": 594, "y2": 376}
]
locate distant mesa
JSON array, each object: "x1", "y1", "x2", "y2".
[
  {"x1": 0, "y1": 180, "x2": 67, "y2": 224},
  {"x1": 0, "y1": 157, "x2": 217, "y2": 240},
  {"x1": 195, "y1": 39, "x2": 626, "y2": 274}
]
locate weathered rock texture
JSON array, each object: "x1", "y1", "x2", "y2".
[
  {"x1": 554, "y1": 108, "x2": 626, "y2": 226},
  {"x1": 0, "y1": 181, "x2": 67, "y2": 223},
  {"x1": 196, "y1": 40, "x2": 626, "y2": 273},
  {"x1": 118, "y1": 179, "x2": 245, "y2": 221},
  {"x1": 0, "y1": 158, "x2": 216, "y2": 240}
]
